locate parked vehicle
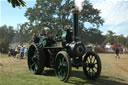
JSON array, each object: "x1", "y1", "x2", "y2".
[{"x1": 111, "y1": 44, "x2": 123, "y2": 52}]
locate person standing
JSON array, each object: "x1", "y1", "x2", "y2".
[
  {"x1": 24, "y1": 47, "x2": 28, "y2": 58},
  {"x1": 20, "y1": 46, "x2": 24, "y2": 59},
  {"x1": 115, "y1": 47, "x2": 120, "y2": 59},
  {"x1": 123, "y1": 47, "x2": 126, "y2": 54}
]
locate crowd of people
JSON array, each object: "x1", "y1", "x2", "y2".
[
  {"x1": 8, "y1": 45, "x2": 28, "y2": 59},
  {"x1": 8, "y1": 28, "x2": 50, "y2": 59}
]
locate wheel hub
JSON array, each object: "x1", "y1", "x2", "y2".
[{"x1": 88, "y1": 63, "x2": 95, "y2": 68}]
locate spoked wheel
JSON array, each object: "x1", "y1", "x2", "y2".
[
  {"x1": 55, "y1": 51, "x2": 71, "y2": 82},
  {"x1": 27, "y1": 44, "x2": 46, "y2": 74},
  {"x1": 83, "y1": 51, "x2": 101, "y2": 80}
]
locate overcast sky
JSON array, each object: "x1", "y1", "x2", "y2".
[{"x1": 0, "y1": 0, "x2": 128, "y2": 37}]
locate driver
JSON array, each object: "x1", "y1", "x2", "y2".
[{"x1": 39, "y1": 29, "x2": 46, "y2": 38}]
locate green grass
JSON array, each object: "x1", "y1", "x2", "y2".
[{"x1": 0, "y1": 54, "x2": 128, "y2": 85}]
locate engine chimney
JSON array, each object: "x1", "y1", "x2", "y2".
[{"x1": 71, "y1": 7, "x2": 80, "y2": 41}]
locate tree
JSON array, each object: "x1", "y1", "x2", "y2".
[
  {"x1": 80, "y1": 1, "x2": 104, "y2": 28},
  {"x1": 103, "y1": 30, "x2": 128, "y2": 46},
  {"x1": 81, "y1": 28, "x2": 105, "y2": 44},
  {"x1": 25, "y1": 0, "x2": 104, "y2": 32},
  {"x1": 104, "y1": 30, "x2": 115, "y2": 44},
  {"x1": 7, "y1": 0, "x2": 25, "y2": 8},
  {"x1": 24, "y1": 0, "x2": 104, "y2": 44},
  {"x1": 13, "y1": 23, "x2": 31, "y2": 44},
  {"x1": 0, "y1": 38, "x2": 9, "y2": 53},
  {"x1": 126, "y1": 39, "x2": 128, "y2": 49},
  {"x1": 0, "y1": 25, "x2": 15, "y2": 43},
  {"x1": 115, "y1": 35, "x2": 127, "y2": 46},
  {"x1": 0, "y1": 25, "x2": 15, "y2": 53}
]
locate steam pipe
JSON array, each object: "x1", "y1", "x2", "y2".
[{"x1": 71, "y1": 7, "x2": 80, "y2": 41}]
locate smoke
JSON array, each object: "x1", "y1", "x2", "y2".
[{"x1": 74, "y1": 0, "x2": 85, "y2": 11}]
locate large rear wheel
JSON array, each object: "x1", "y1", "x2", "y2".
[
  {"x1": 27, "y1": 44, "x2": 46, "y2": 74},
  {"x1": 55, "y1": 51, "x2": 71, "y2": 82},
  {"x1": 83, "y1": 51, "x2": 101, "y2": 80}
]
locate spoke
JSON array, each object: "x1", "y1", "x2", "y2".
[
  {"x1": 56, "y1": 52, "x2": 70, "y2": 81},
  {"x1": 33, "y1": 54, "x2": 37, "y2": 58},
  {"x1": 58, "y1": 71, "x2": 61, "y2": 76},
  {"x1": 59, "y1": 57, "x2": 62, "y2": 66},
  {"x1": 34, "y1": 64, "x2": 38, "y2": 71},
  {"x1": 34, "y1": 51, "x2": 37, "y2": 56},
  {"x1": 89, "y1": 55, "x2": 92, "y2": 62},
  {"x1": 87, "y1": 67, "x2": 89, "y2": 71},
  {"x1": 63, "y1": 62, "x2": 67, "y2": 67},
  {"x1": 60, "y1": 70, "x2": 63, "y2": 78},
  {"x1": 30, "y1": 62, "x2": 35, "y2": 68},
  {"x1": 59, "y1": 66, "x2": 66, "y2": 79},
  {"x1": 61, "y1": 57, "x2": 65, "y2": 64},
  {"x1": 93, "y1": 67, "x2": 97, "y2": 72},
  {"x1": 62, "y1": 70, "x2": 66, "y2": 79},
  {"x1": 63, "y1": 71, "x2": 66, "y2": 77},
  {"x1": 95, "y1": 64, "x2": 98, "y2": 67},
  {"x1": 56, "y1": 58, "x2": 60, "y2": 69},
  {"x1": 92, "y1": 68, "x2": 96, "y2": 73},
  {"x1": 94, "y1": 66, "x2": 98, "y2": 70},
  {"x1": 57, "y1": 65, "x2": 60, "y2": 69},
  {"x1": 87, "y1": 57, "x2": 91, "y2": 63},
  {"x1": 92, "y1": 57, "x2": 96, "y2": 63},
  {"x1": 88, "y1": 68, "x2": 91, "y2": 72},
  {"x1": 30, "y1": 57, "x2": 33, "y2": 61},
  {"x1": 86, "y1": 59, "x2": 89, "y2": 64},
  {"x1": 60, "y1": 55, "x2": 63, "y2": 65}
]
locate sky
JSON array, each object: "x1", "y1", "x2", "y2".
[
  {"x1": 0, "y1": 0, "x2": 36, "y2": 28},
  {"x1": 90, "y1": 0, "x2": 128, "y2": 37},
  {"x1": 0, "y1": 0, "x2": 128, "y2": 37}
]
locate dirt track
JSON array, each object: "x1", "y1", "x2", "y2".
[{"x1": 99, "y1": 53, "x2": 128, "y2": 83}]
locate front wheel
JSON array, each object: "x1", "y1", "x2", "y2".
[
  {"x1": 55, "y1": 51, "x2": 71, "y2": 82},
  {"x1": 83, "y1": 52, "x2": 101, "y2": 80}
]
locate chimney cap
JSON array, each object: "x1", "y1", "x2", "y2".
[{"x1": 71, "y1": 6, "x2": 80, "y2": 13}]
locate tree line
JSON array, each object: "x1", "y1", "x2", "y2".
[
  {"x1": 1, "y1": 0, "x2": 128, "y2": 53},
  {"x1": 0, "y1": 24, "x2": 128, "y2": 53}
]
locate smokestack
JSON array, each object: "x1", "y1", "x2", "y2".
[{"x1": 71, "y1": 6, "x2": 80, "y2": 41}]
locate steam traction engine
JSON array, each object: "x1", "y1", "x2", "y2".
[{"x1": 27, "y1": 7, "x2": 101, "y2": 82}]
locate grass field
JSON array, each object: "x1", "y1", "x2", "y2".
[{"x1": 0, "y1": 53, "x2": 128, "y2": 85}]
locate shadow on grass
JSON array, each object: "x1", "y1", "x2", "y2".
[
  {"x1": 39, "y1": 69, "x2": 128, "y2": 85},
  {"x1": 42, "y1": 69, "x2": 56, "y2": 76},
  {"x1": 68, "y1": 70, "x2": 128, "y2": 85}
]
